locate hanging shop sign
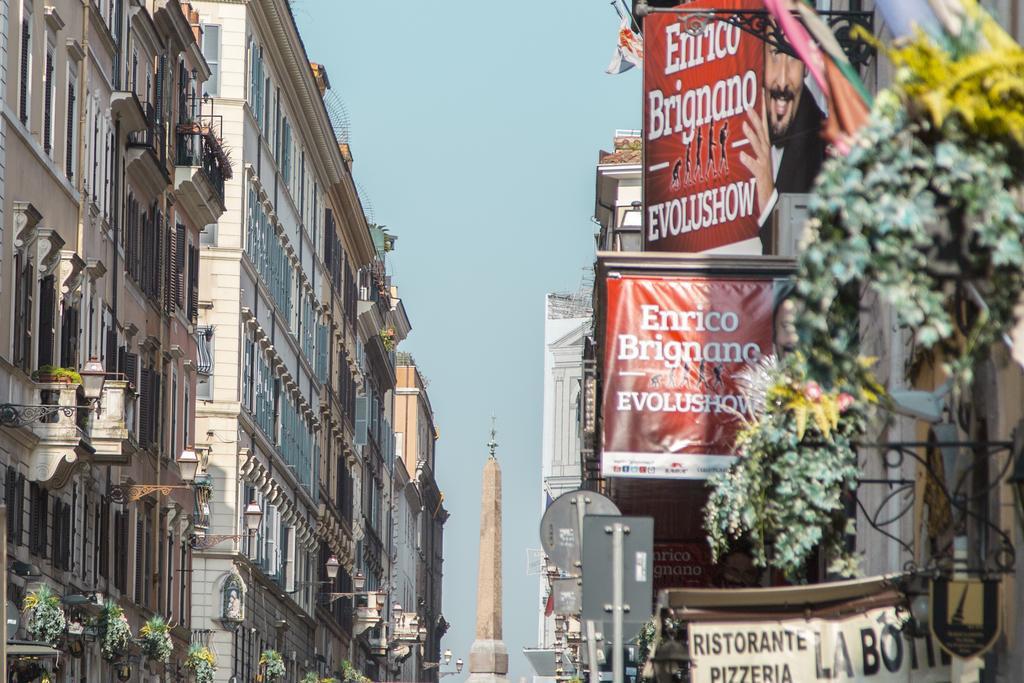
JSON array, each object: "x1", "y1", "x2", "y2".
[
  {"x1": 601, "y1": 275, "x2": 775, "y2": 479},
  {"x1": 929, "y1": 578, "x2": 1000, "y2": 659},
  {"x1": 689, "y1": 606, "x2": 950, "y2": 683},
  {"x1": 643, "y1": 0, "x2": 827, "y2": 253}
]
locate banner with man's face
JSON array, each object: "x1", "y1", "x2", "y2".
[{"x1": 643, "y1": 0, "x2": 827, "y2": 253}]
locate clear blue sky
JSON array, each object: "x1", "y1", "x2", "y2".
[{"x1": 293, "y1": 2, "x2": 638, "y2": 679}]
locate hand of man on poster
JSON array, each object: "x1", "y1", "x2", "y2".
[{"x1": 739, "y1": 102, "x2": 775, "y2": 217}]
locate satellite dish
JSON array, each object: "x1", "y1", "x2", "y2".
[{"x1": 539, "y1": 489, "x2": 620, "y2": 574}]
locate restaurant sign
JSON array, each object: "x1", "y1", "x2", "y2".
[{"x1": 689, "y1": 606, "x2": 951, "y2": 683}]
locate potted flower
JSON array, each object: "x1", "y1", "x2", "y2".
[
  {"x1": 341, "y1": 660, "x2": 372, "y2": 683},
  {"x1": 98, "y1": 601, "x2": 132, "y2": 662},
  {"x1": 300, "y1": 672, "x2": 321, "y2": 683},
  {"x1": 139, "y1": 616, "x2": 173, "y2": 664},
  {"x1": 259, "y1": 649, "x2": 286, "y2": 682},
  {"x1": 32, "y1": 365, "x2": 82, "y2": 384},
  {"x1": 22, "y1": 584, "x2": 66, "y2": 647},
  {"x1": 379, "y1": 327, "x2": 396, "y2": 352},
  {"x1": 185, "y1": 644, "x2": 216, "y2": 683}
]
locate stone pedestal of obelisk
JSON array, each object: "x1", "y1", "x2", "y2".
[{"x1": 467, "y1": 426, "x2": 509, "y2": 683}]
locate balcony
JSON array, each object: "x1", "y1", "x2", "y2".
[
  {"x1": 4, "y1": 382, "x2": 92, "y2": 488},
  {"x1": 174, "y1": 118, "x2": 230, "y2": 225},
  {"x1": 126, "y1": 102, "x2": 169, "y2": 199},
  {"x1": 88, "y1": 379, "x2": 137, "y2": 465},
  {"x1": 110, "y1": 90, "x2": 147, "y2": 134}
]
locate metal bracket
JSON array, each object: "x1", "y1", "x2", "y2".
[
  {"x1": 110, "y1": 483, "x2": 193, "y2": 504},
  {"x1": 636, "y1": 5, "x2": 875, "y2": 70}
]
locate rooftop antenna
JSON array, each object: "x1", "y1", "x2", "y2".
[{"x1": 487, "y1": 416, "x2": 498, "y2": 459}]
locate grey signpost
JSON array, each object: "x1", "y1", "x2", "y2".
[
  {"x1": 582, "y1": 515, "x2": 653, "y2": 683},
  {"x1": 540, "y1": 490, "x2": 620, "y2": 683}
]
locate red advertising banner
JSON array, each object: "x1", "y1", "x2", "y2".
[
  {"x1": 601, "y1": 275, "x2": 774, "y2": 479},
  {"x1": 644, "y1": 1, "x2": 828, "y2": 254},
  {"x1": 653, "y1": 542, "x2": 713, "y2": 591},
  {"x1": 644, "y1": 0, "x2": 764, "y2": 252}
]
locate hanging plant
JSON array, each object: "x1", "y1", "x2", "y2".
[
  {"x1": 259, "y1": 649, "x2": 286, "y2": 681},
  {"x1": 139, "y1": 616, "x2": 173, "y2": 664},
  {"x1": 301, "y1": 673, "x2": 336, "y2": 683},
  {"x1": 704, "y1": 354, "x2": 878, "y2": 579},
  {"x1": 341, "y1": 660, "x2": 372, "y2": 683},
  {"x1": 22, "y1": 584, "x2": 66, "y2": 647},
  {"x1": 99, "y1": 601, "x2": 132, "y2": 662},
  {"x1": 703, "y1": 6, "x2": 1024, "y2": 581},
  {"x1": 185, "y1": 644, "x2": 217, "y2": 683}
]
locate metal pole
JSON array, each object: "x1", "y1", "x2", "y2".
[
  {"x1": 586, "y1": 620, "x2": 601, "y2": 683},
  {"x1": 1, "y1": 504, "x2": 6, "y2": 678},
  {"x1": 612, "y1": 523, "x2": 624, "y2": 683}
]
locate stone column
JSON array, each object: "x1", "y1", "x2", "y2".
[{"x1": 467, "y1": 433, "x2": 509, "y2": 683}]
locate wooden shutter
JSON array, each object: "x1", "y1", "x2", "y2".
[
  {"x1": 43, "y1": 49, "x2": 54, "y2": 153},
  {"x1": 134, "y1": 514, "x2": 144, "y2": 601},
  {"x1": 105, "y1": 328, "x2": 118, "y2": 373},
  {"x1": 19, "y1": 17, "x2": 29, "y2": 123},
  {"x1": 5, "y1": 469, "x2": 15, "y2": 539},
  {"x1": 60, "y1": 304, "x2": 79, "y2": 368},
  {"x1": 139, "y1": 367, "x2": 151, "y2": 445},
  {"x1": 37, "y1": 276, "x2": 56, "y2": 368},
  {"x1": 155, "y1": 53, "x2": 166, "y2": 122},
  {"x1": 175, "y1": 224, "x2": 186, "y2": 309},
  {"x1": 188, "y1": 244, "x2": 199, "y2": 322},
  {"x1": 65, "y1": 78, "x2": 75, "y2": 179},
  {"x1": 124, "y1": 351, "x2": 138, "y2": 390}
]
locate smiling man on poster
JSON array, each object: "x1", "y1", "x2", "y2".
[{"x1": 740, "y1": 38, "x2": 827, "y2": 253}]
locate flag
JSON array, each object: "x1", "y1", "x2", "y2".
[{"x1": 607, "y1": 15, "x2": 643, "y2": 74}]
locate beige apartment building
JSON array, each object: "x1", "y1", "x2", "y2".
[{"x1": 3, "y1": 0, "x2": 228, "y2": 680}]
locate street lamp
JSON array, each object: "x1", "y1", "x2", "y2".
[
  {"x1": 443, "y1": 649, "x2": 452, "y2": 665},
  {"x1": 243, "y1": 499, "x2": 263, "y2": 533},
  {"x1": 79, "y1": 358, "x2": 107, "y2": 401},
  {"x1": 326, "y1": 555, "x2": 340, "y2": 580},
  {"x1": 393, "y1": 602, "x2": 403, "y2": 621},
  {"x1": 650, "y1": 636, "x2": 689, "y2": 683},
  {"x1": 178, "y1": 447, "x2": 200, "y2": 482},
  {"x1": 1009, "y1": 429, "x2": 1024, "y2": 527},
  {"x1": 456, "y1": 659, "x2": 464, "y2": 673},
  {"x1": 354, "y1": 570, "x2": 366, "y2": 592}
]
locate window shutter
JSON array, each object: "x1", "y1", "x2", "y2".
[
  {"x1": 124, "y1": 352, "x2": 138, "y2": 390},
  {"x1": 155, "y1": 53, "x2": 166, "y2": 122},
  {"x1": 188, "y1": 244, "x2": 199, "y2": 322},
  {"x1": 19, "y1": 18, "x2": 29, "y2": 123},
  {"x1": 65, "y1": 79, "x2": 75, "y2": 179},
  {"x1": 43, "y1": 50, "x2": 54, "y2": 153},
  {"x1": 37, "y1": 276, "x2": 56, "y2": 367},
  {"x1": 355, "y1": 395, "x2": 368, "y2": 446},
  {"x1": 60, "y1": 304, "x2": 79, "y2": 368},
  {"x1": 105, "y1": 329, "x2": 118, "y2": 373},
  {"x1": 134, "y1": 514, "x2": 144, "y2": 601},
  {"x1": 139, "y1": 368, "x2": 151, "y2": 445},
  {"x1": 175, "y1": 224, "x2": 185, "y2": 308},
  {"x1": 5, "y1": 469, "x2": 16, "y2": 539}
]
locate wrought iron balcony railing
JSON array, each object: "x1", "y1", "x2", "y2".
[
  {"x1": 175, "y1": 117, "x2": 230, "y2": 203},
  {"x1": 127, "y1": 101, "x2": 167, "y2": 166}
]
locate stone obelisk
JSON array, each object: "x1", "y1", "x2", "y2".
[{"x1": 467, "y1": 422, "x2": 509, "y2": 683}]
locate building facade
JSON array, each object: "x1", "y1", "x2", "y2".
[
  {"x1": 3, "y1": 0, "x2": 226, "y2": 680},
  {"x1": 394, "y1": 356, "x2": 448, "y2": 683}
]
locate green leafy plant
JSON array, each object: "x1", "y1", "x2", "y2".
[
  {"x1": 32, "y1": 365, "x2": 82, "y2": 384},
  {"x1": 185, "y1": 644, "x2": 217, "y2": 683},
  {"x1": 704, "y1": 15, "x2": 1024, "y2": 581},
  {"x1": 22, "y1": 584, "x2": 66, "y2": 646},
  {"x1": 139, "y1": 616, "x2": 173, "y2": 664},
  {"x1": 379, "y1": 327, "x2": 396, "y2": 352},
  {"x1": 99, "y1": 601, "x2": 132, "y2": 662},
  {"x1": 301, "y1": 673, "x2": 337, "y2": 683},
  {"x1": 260, "y1": 649, "x2": 286, "y2": 681},
  {"x1": 341, "y1": 660, "x2": 372, "y2": 683}
]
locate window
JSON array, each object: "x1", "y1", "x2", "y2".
[
  {"x1": 197, "y1": 327, "x2": 213, "y2": 400},
  {"x1": 13, "y1": 251, "x2": 34, "y2": 373},
  {"x1": 170, "y1": 366, "x2": 179, "y2": 458},
  {"x1": 202, "y1": 24, "x2": 220, "y2": 97},
  {"x1": 43, "y1": 39, "x2": 55, "y2": 155},
  {"x1": 5, "y1": 468, "x2": 26, "y2": 547},
  {"x1": 65, "y1": 66, "x2": 78, "y2": 180},
  {"x1": 28, "y1": 482, "x2": 49, "y2": 557},
  {"x1": 183, "y1": 379, "x2": 191, "y2": 448},
  {"x1": 200, "y1": 222, "x2": 217, "y2": 246},
  {"x1": 19, "y1": 1, "x2": 32, "y2": 124}
]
